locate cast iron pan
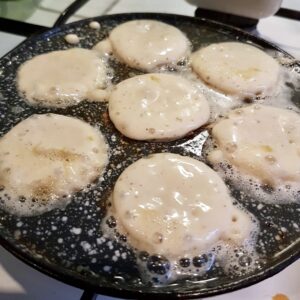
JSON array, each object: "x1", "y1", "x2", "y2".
[{"x1": 0, "y1": 13, "x2": 299, "y2": 299}]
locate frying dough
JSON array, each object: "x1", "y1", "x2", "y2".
[
  {"x1": 109, "y1": 73, "x2": 210, "y2": 141},
  {"x1": 0, "y1": 114, "x2": 108, "y2": 216},
  {"x1": 64, "y1": 34, "x2": 80, "y2": 44},
  {"x1": 93, "y1": 39, "x2": 113, "y2": 57},
  {"x1": 109, "y1": 20, "x2": 190, "y2": 71},
  {"x1": 191, "y1": 42, "x2": 280, "y2": 99},
  {"x1": 113, "y1": 153, "x2": 253, "y2": 256},
  {"x1": 17, "y1": 48, "x2": 107, "y2": 107},
  {"x1": 208, "y1": 105, "x2": 300, "y2": 186},
  {"x1": 89, "y1": 21, "x2": 101, "y2": 29}
]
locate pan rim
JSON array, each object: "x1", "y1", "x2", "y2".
[{"x1": 1, "y1": 233, "x2": 299, "y2": 299}]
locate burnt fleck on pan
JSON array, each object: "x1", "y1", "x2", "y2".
[{"x1": 0, "y1": 13, "x2": 299, "y2": 299}]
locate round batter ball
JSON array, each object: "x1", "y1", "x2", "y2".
[
  {"x1": 17, "y1": 48, "x2": 108, "y2": 107},
  {"x1": 109, "y1": 20, "x2": 190, "y2": 71},
  {"x1": 208, "y1": 105, "x2": 300, "y2": 187},
  {"x1": 191, "y1": 42, "x2": 280, "y2": 99},
  {"x1": 112, "y1": 153, "x2": 252, "y2": 256},
  {"x1": 108, "y1": 73, "x2": 210, "y2": 141},
  {"x1": 0, "y1": 114, "x2": 108, "y2": 216}
]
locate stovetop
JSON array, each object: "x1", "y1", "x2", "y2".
[{"x1": 0, "y1": 1, "x2": 299, "y2": 299}]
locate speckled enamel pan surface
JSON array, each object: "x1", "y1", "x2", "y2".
[{"x1": 0, "y1": 13, "x2": 299, "y2": 299}]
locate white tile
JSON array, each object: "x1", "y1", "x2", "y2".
[
  {"x1": 74, "y1": 0, "x2": 118, "y2": 18},
  {"x1": 108, "y1": 0, "x2": 195, "y2": 16},
  {"x1": 67, "y1": 15, "x2": 85, "y2": 24},
  {"x1": 0, "y1": 246, "x2": 82, "y2": 300},
  {"x1": 0, "y1": 32, "x2": 25, "y2": 58},
  {"x1": 33, "y1": 0, "x2": 118, "y2": 26},
  {"x1": 24, "y1": 0, "x2": 116, "y2": 27},
  {"x1": 0, "y1": 261, "x2": 24, "y2": 293},
  {"x1": 258, "y1": 16, "x2": 300, "y2": 58},
  {"x1": 210, "y1": 260, "x2": 300, "y2": 300},
  {"x1": 0, "y1": 0, "x2": 40, "y2": 22},
  {"x1": 39, "y1": 0, "x2": 74, "y2": 12},
  {"x1": 282, "y1": 0, "x2": 300, "y2": 9},
  {"x1": 25, "y1": 9, "x2": 60, "y2": 27}
]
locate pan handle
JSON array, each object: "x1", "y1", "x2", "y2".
[
  {"x1": 80, "y1": 290, "x2": 97, "y2": 300},
  {"x1": 53, "y1": 0, "x2": 90, "y2": 27}
]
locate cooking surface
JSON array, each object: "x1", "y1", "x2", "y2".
[{"x1": 0, "y1": 1, "x2": 299, "y2": 300}]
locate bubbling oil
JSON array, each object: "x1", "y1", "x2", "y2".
[
  {"x1": 102, "y1": 199, "x2": 259, "y2": 285},
  {"x1": 205, "y1": 156, "x2": 300, "y2": 205},
  {"x1": 96, "y1": 42, "x2": 300, "y2": 285},
  {"x1": 204, "y1": 106, "x2": 300, "y2": 205}
]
